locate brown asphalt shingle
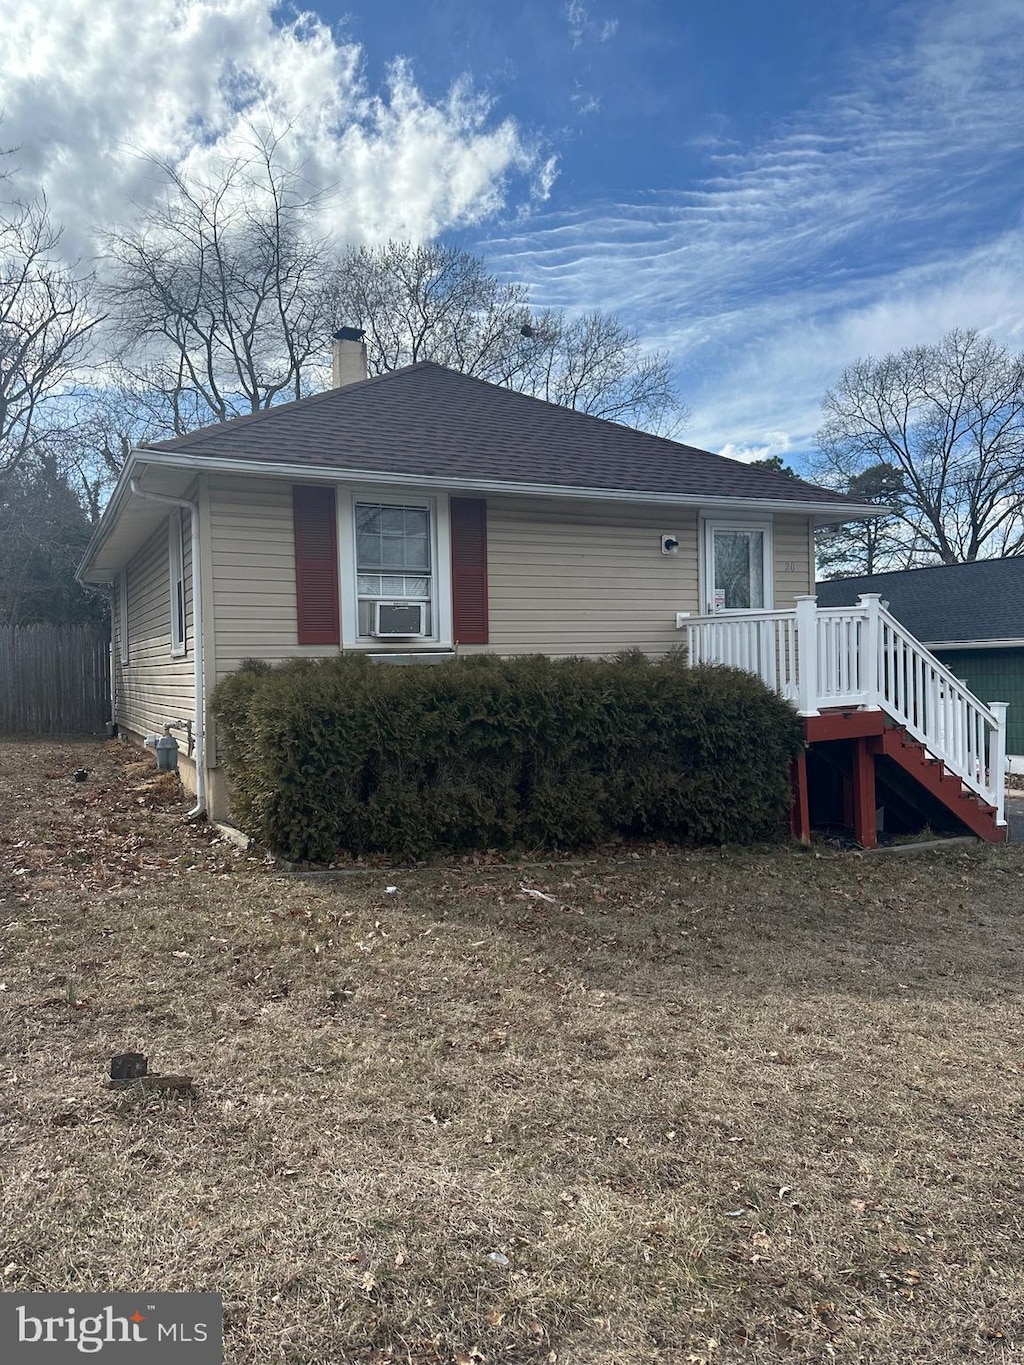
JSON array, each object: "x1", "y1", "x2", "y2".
[{"x1": 148, "y1": 362, "x2": 850, "y2": 507}]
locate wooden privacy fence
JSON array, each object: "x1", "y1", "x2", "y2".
[{"x1": 0, "y1": 624, "x2": 111, "y2": 734}]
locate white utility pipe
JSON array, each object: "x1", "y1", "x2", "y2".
[{"x1": 128, "y1": 479, "x2": 206, "y2": 818}]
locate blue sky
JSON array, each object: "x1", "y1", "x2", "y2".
[
  {"x1": 4, "y1": 0, "x2": 1023, "y2": 465},
  {"x1": 339, "y1": 0, "x2": 1024, "y2": 460},
  {"x1": 343, "y1": 0, "x2": 884, "y2": 197}
]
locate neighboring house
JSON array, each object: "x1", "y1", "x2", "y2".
[
  {"x1": 817, "y1": 558, "x2": 1024, "y2": 771},
  {"x1": 77, "y1": 331, "x2": 1007, "y2": 844}
]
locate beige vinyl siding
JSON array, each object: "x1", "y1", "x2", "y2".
[
  {"x1": 772, "y1": 514, "x2": 815, "y2": 605},
  {"x1": 475, "y1": 496, "x2": 699, "y2": 656},
  {"x1": 209, "y1": 475, "x2": 338, "y2": 681},
  {"x1": 206, "y1": 476, "x2": 820, "y2": 673},
  {"x1": 113, "y1": 510, "x2": 194, "y2": 737}
]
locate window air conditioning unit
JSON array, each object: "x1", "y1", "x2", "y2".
[{"x1": 374, "y1": 601, "x2": 427, "y2": 638}]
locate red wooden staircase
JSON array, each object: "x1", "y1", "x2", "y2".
[
  {"x1": 866, "y1": 725, "x2": 1005, "y2": 843},
  {"x1": 684, "y1": 592, "x2": 1009, "y2": 849},
  {"x1": 792, "y1": 709, "x2": 1006, "y2": 847}
]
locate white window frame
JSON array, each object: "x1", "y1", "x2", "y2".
[
  {"x1": 701, "y1": 516, "x2": 774, "y2": 614},
  {"x1": 337, "y1": 489, "x2": 452, "y2": 649},
  {"x1": 118, "y1": 570, "x2": 129, "y2": 665},
  {"x1": 169, "y1": 509, "x2": 186, "y2": 657}
]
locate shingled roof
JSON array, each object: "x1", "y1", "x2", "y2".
[
  {"x1": 817, "y1": 558, "x2": 1024, "y2": 644},
  {"x1": 146, "y1": 362, "x2": 861, "y2": 510}
]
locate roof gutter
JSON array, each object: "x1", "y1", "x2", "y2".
[
  {"x1": 127, "y1": 477, "x2": 206, "y2": 821},
  {"x1": 923, "y1": 638, "x2": 1024, "y2": 651},
  {"x1": 123, "y1": 447, "x2": 886, "y2": 518}
]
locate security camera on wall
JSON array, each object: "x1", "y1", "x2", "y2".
[{"x1": 661, "y1": 535, "x2": 680, "y2": 555}]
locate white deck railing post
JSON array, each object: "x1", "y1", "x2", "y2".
[
  {"x1": 858, "y1": 593, "x2": 882, "y2": 708},
  {"x1": 989, "y1": 702, "x2": 1008, "y2": 826},
  {"x1": 795, "y1": 595, "x2": 820, "y2": 716}
]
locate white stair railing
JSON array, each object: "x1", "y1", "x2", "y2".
[
  {"x1": 683, "y1": 608, "x2": 799, "y2": 699},
  {"x1": 681, "y1": 592, "x2": 1007, "y2": 824},
  {"x1": 871, "y1": 600, "x2": 1006, "y2": 822}
]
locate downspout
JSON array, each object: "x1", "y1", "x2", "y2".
[
  {"x1": 109, "y1": 588, "x2": 117, "y2": 727},
  {"x1": 129, "y1": 478, "x2": 206, "y2": 819}
]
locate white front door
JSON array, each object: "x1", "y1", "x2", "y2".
[{"x1": 703, "y1": 521, "x2": 771, "y2": 613}]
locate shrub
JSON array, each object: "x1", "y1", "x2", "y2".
[{"x1": 211, "y1": 654, "x2": 803, "y2": 861}]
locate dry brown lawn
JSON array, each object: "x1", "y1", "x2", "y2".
[{"x1": 1, "y1": 738, "x2": 1022, "y2": 1365}]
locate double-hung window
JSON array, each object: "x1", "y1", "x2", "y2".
[
  {"x1": 169, "y1": 509, "x2": 186, "y2": 656},
  {"x1": 355, "y1": 501, "x2": 432, "y2": 638}
]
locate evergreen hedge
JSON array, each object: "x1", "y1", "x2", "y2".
[{"x1": 211, "y1": 653, "x2": 804, "y2": 862}]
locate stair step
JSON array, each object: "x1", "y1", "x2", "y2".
[
  {"x1": 814, "y1": 717, "x2": 1005, "y2": 844},
  {"x1": 873, "y1": 724, "x2": 1005, "y2": 843}
]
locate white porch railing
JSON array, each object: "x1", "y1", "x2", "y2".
[{"x1": 682, "y1": 593, "x2": 1008, "y2": 825}]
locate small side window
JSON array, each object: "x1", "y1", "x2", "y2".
[
  {"x1": 169, "y1": 510, "x2": 186, "y2": 657},
  {"x1": 118, "y1": 570, "x2": 129, "y2": 665}
]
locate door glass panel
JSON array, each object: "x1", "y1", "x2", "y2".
[{"x1": 712, "y1": 529, "x2": 764, "y2": 610}]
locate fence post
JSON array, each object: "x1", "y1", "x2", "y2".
[
  {"x1": 858, "y1": 593, "x2": 882, "y2": 709},
  {"x1": 989, "y1": 701, "x2": 1008, "y2": 826},
  {"x1": 795, "y1": 595, "x2": 820, "y2": 716}
]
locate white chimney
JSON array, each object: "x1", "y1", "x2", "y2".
[{"x1": 332, "y1": 327, "x2": 368, "y2": 388}]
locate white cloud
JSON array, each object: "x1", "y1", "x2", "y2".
[
  {"x1": 483, "y1": 0, "x2": 1024, "y2": 462},
  {"x1": 0, "y1": 0, "x2": 545, "y2": 255},
  {"x1": 680, "y1": 229, "x2": 1024, "y2": 455},
  {"x1": 565, "y1": 1, "x2": 587, "y2": 48},
  {"x1": 564, "y1": 1, "x2": 618, "y2": 50},
  {"x1": 570, "y1": 84, "x2": 601, "y2": 115},
  {"x1": 718, "y1": 434, "x2": 794, "y2": 466},
  {"x1": 530, "y1": 156, "x2": 560, "y2": 206}
]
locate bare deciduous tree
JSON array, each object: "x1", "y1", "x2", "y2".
[
  {"x1": 0, "y1": 196, "x2": 99, "y2": 473},
  {"x1": 817, "y1": 329, "x2": 1024, "y2": 565},
  {"x1": 337, "y1": 241, "x2": 684, "y2": 433},
  {"x1": 101, "y1": 137, "x2": 686, "y2": 440},
  {"x1": 101, "y1": 131, "x2": 341, "y2": 436},
  {"x1": 516, "y1": 308, "x2": 682, "y2": 433},
  {"x1": 336, "y1": 239, "x2": 531, "y2": 379}
]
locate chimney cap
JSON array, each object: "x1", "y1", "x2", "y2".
[{"x1": 332, "y1": 326, "x2": 366, "y2": 343}]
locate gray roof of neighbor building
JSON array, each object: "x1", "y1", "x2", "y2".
[
  {"x1": 816, "y1": 558, "x2": 1024, "y2": 643},
  {"x1": 146, "y1": 361, "x2": 860, "y2": 509}
]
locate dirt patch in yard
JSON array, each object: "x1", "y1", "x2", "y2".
[{"x1": 1, "y1": 738, "x2": 1023, "y2": 1364}]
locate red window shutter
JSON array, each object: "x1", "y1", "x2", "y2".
[
  {"x1": 293, "y1": 485, "x2": 340, "y2": 645},
  {"x1": 450, "y1": 497, "x2": 488, "y2": 645}
]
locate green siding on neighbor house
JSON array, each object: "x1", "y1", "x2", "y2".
[{"x1": 932, "y1": 647, "x2": 1024, "y2": 755}]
